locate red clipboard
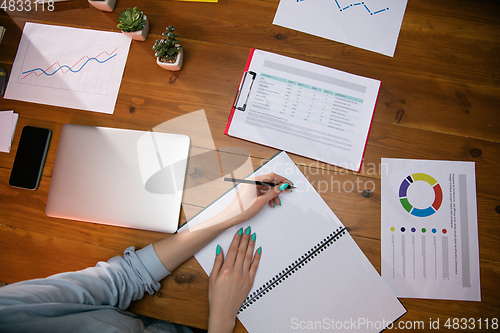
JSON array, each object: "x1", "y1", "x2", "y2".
[
  {"x1": 223, "y1": 48, "x2": 380, "y2": 173},
  {"x1": 224, "y1": 48, "x2": 256, "y2": 135}
]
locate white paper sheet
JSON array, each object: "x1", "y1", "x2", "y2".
[
  {"x1": 273, "y1": 0, "x2": 408, "y2": 57},
  {"x1": 4, "y1": 23, "x2": 131, "y2": 114},
  {"x1": 381, "y1": 158, "x2": 480, "y2": 301},
  {"x1": 226, "y1": 49, "x2": 380, "y2": 172},
  {"x1": 0, "y1": 110, "x2": 19, "y2": 153}
]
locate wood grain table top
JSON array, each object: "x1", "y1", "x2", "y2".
[{"x1": 0, "y1": 0, "x2": 499, "y2": 331}]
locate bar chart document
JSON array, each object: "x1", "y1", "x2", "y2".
[
  {"x1": 225, "y1": 49, "x2": 381, "y2": 172},
  {"x1": 273, "y1": 0, "x2": 408, "y2": 57},
  {"x1": 4, "y1": 23, "x2": 131, "y2": 114},
  {"x1": 381, "y1": 158, "x2": 480, "y2": 301}
]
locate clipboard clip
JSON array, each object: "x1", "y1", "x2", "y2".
[{"x1": 233, "y1": 71, "x2": 256, "y2": 111}]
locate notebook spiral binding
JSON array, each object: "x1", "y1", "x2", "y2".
[{"x1": 238, "y1": 226, "x2": 347, "y2": 314}]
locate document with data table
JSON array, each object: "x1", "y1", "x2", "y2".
[{"x1": 225, "y1": 49, "x2": 381, "y2": 172}]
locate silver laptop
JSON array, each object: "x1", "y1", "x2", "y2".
[{"x1": 46, "y1": 124, "x2": 190, "y2": 233}]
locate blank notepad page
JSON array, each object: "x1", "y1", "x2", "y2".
[{"x1": 239, "y1": 232, "x2": 407, "y2": 332}]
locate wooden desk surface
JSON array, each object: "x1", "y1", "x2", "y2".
[{"x1": 1, "y1": 0, "x2": 499, "y2": 331}]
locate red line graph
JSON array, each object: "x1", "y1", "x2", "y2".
[{"x1": 21, "y1": 47, "x2": 118, "y2": 80}]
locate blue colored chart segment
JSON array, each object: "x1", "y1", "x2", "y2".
[{"x1": 399, "y1": 173, "x2": 443, "y2": 217}]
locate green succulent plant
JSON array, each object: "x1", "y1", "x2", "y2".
[
  {"x1": 153, "y1": 26, "x2": 183, "y2": 63},
  {"x1": 117, "y1": 7, "x2": 146, "y2": 32}
]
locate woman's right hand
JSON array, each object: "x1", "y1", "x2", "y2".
[{"x1": 219, "y1": 173, "x2": 293, "y2": 225}]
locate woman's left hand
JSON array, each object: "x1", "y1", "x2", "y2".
[{"x1": 208, "y1": 227, "x2": 261, "y2": 333}]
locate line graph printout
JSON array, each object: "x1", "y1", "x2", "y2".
[
  {"x1": 273, "y1": 0, "x2": 408, "y2": 57},
  {"x1": 5, "y1": 23, "x2": 132, "y2": 114},
  {"x1": 20, "y1": 48, "x2": 118, "y2": 92}
]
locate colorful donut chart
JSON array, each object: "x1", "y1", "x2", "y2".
[{"x1": 399, "y1": 173, "x2": 443, "y2": 217}]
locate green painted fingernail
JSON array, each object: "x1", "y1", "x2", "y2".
[
  {"x1": 279, "y1": 197, "x2": 281, "y2": 206},
  {"x1": 245, "y1": 226, "x2": 251, "y2": 235},
  {"x1": 251, "y1": 233, "x2": 256, "y2": 242},
  {"x1": 238, "y1": 227, "x2": 243, "y2": 236},
  {"x1": 273, "y1": 201, "x2": 275, "y2": 208},
  {"x1": 279, "y1": 183, "x2": 289, "y2": 191},
  {"x1": 257, "y1": 247, "x2": 262, "y2": 254},
  {"x1": 216, "y1": 244, "x2": 221, "y2": 255}
]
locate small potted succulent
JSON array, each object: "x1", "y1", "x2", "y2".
[
  {"x1": 117, "y1": 7, "x2": 149, "y2": 41},
  {"x1": 153, "y1": 26, "x2": 184, "y2": 71},
  {"x1": 88, "y1": 0, "x2": 116, "y2": 12}
]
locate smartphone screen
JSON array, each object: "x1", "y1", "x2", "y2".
[{"x1": 9, "y1": 126, "x2": 51, "y2": 190}]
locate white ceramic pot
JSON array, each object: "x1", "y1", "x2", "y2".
[
  {"x1": 156, "y1": 49, "x2": 184, "y2": 71},
  {"x1": 121, "y1": 15, "x2": 149, "y2": 41},
  {"x1": 88, "y1": 0, "x2": 116, "y2": 12}
]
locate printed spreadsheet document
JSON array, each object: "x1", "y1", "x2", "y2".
[{"x1": 225, "y1": 49, "x2": 381, "y2": 172}]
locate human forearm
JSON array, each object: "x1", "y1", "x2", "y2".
[
  {"x1": 152, "y1": 210, "x2": 243, "y2": 272},
  {"x1": 208, "y1": 315, "x2": 235, "y2": 333},
  {"x1": 153, "y1": 173, "x2": 291, "y2": 275}
]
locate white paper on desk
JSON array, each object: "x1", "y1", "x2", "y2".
[
  {"x1": 4, "y1": 23, "x2": 131, "y2": 114},
  {"x1": 0, "y1": 110, "x2": 19, "y2": 153},
  {"x1": 381, "y1": 158, "x2": 480, "y2": 301},
  {"x1": 273, "y1": 0, "x2": 408, "y2": 57},
  {"x1": 226, "y1": 50, "x2": 380, "y2": 172}
]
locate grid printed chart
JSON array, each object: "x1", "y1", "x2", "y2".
[
  {"x1": 19, "y1": 46, "x2": 119, "y2": 96},
  {"x1": 5, "y1": 23, "x2": 131, "y2": 114}
]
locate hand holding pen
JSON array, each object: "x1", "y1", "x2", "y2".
[
  {"x1": 224, "y1": 173, "x2": 294, "y2": 209},
  {"x1": 224, "y1": 177, "x2": 296, "y2": 191}
]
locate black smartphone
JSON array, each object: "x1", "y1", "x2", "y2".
[
  {"x1": 0, "y1": 67, "x2": 7, "y2": 96},
  {"x1": 9, "y1": 126, "x2": 52, "y2": 190}
]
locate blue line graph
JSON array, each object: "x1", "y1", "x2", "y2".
[
  {"x1": 335, "y1": 1, "x2": 389, "y2": 14},
  {"x1": 21, "y1": 54, "x2": 117, "y2": 77},
  {"x1": 18, "y1": 46, "x2": 120, "y2": 95},
  {"x1": 297, "y1": 0, "x2": 389, "y2": 15}
]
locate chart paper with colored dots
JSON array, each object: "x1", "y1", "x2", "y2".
[
  {"x1": 381, "y1": 158, "x2": 480, "y2": 301},
  {"x1": 273, "y1": 0, "x2": 408, "y2": 57}
]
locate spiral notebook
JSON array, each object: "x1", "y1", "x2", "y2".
[{"x1": 179, "y1": 151, "x2": 406, "y2": 332}]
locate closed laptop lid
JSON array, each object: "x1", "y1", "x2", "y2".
[{"x1": 46, "y1": 124, "x2": 190, "y2": 233}]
